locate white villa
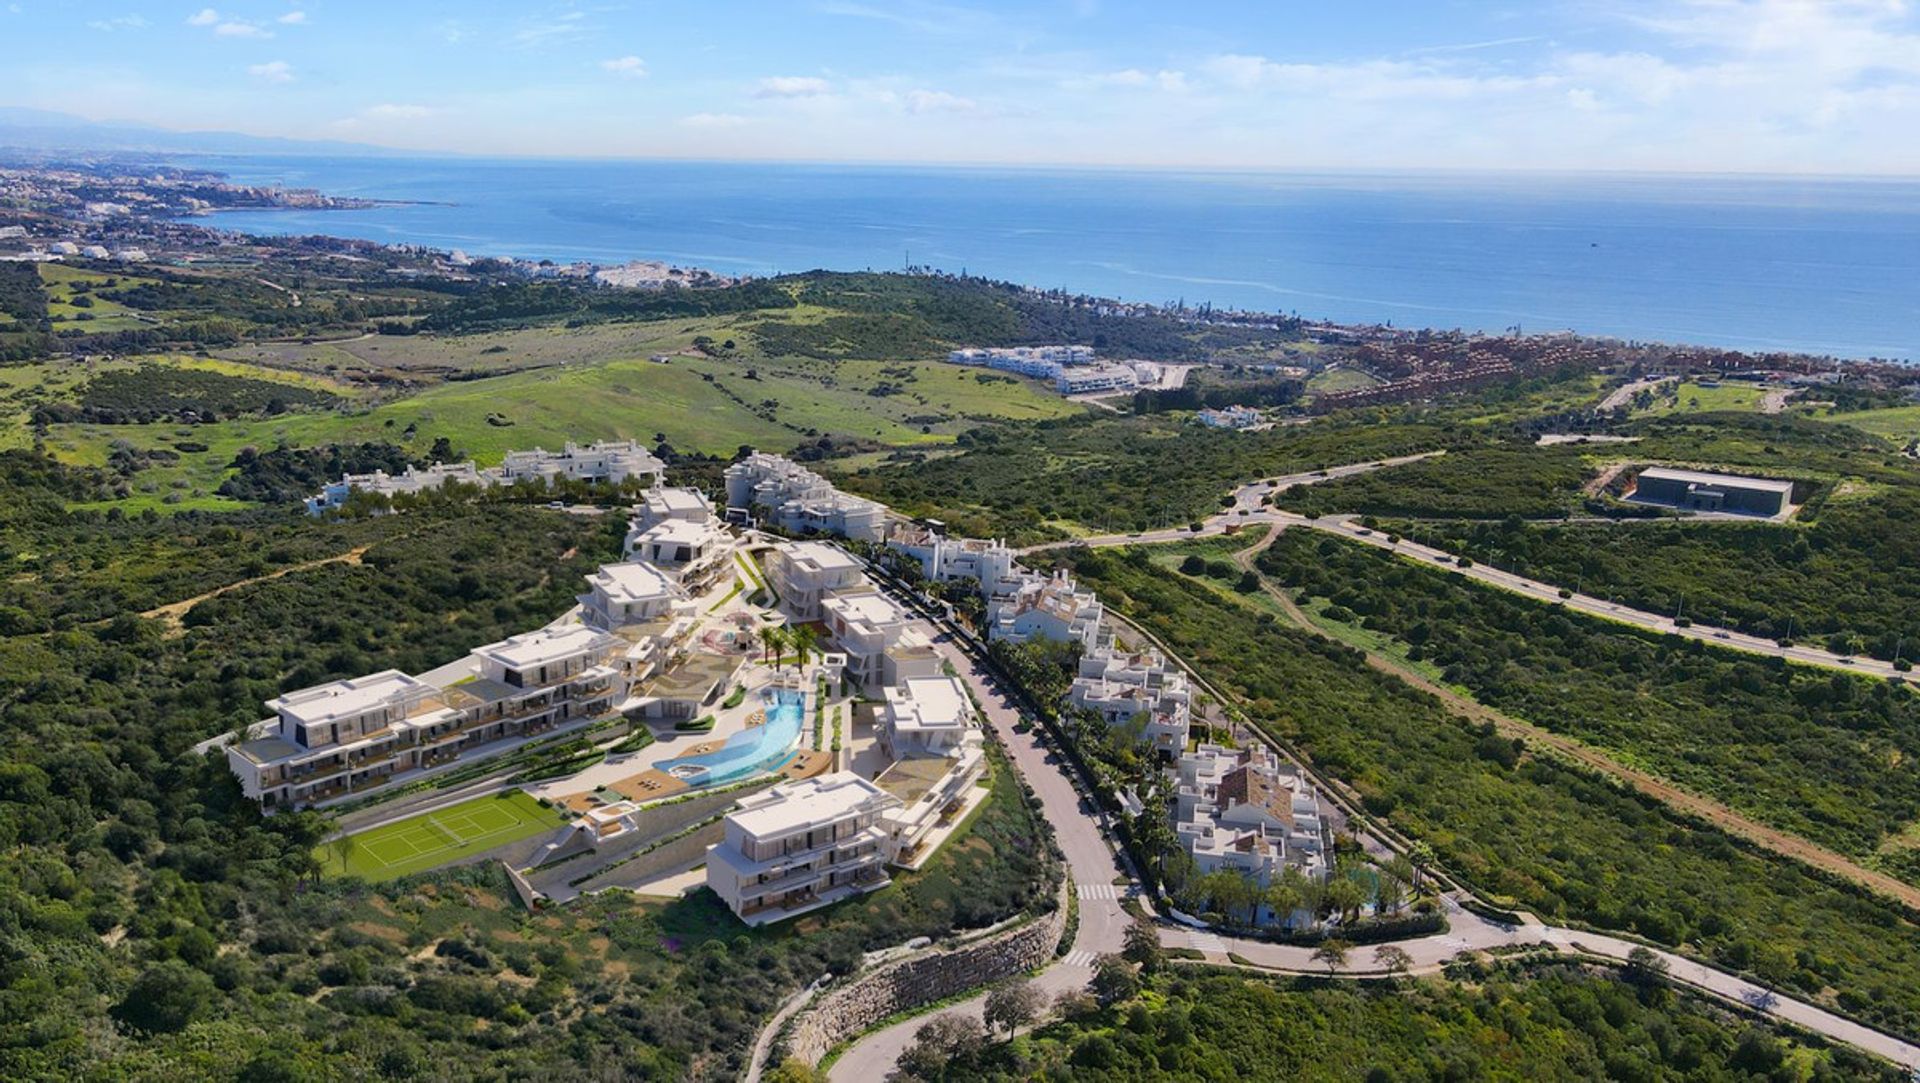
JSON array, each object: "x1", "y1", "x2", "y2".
[
  {"x1": 705, "y1": 772, "x2": 900, "y2": 926},
  {"x1": 886, "y1": 526, "x2": 1016, "y2": 587},
  {"x1": 875, "y1": 677, "x2": 987, "y2": 869},
  {"x1": 819, "y1": 588, "x2": 942, "y2": 690},
  {"x1": 986, "y1": 569, "x2": 1105, "y2": 650},
  {"x1": 623, "y1": 487, "x2": 736, "y2": 593},
  {"x1": 307, "y1": 441, "x2": 665, "y2": 514},
  {"x1": 879, "y1": 676, "x2": 977, "y2": 759},
  {"x1": 765, "y1": 540, "x2": 868, "y2": 622},
  {"x1": 724, "y1": 452, "x2": 889, "y2": 542},
  {"x1": 578, "y1": 561, "x2": 694, "y2": 631},
  {"x1": 1174, "y1": 743, "x2": 1329, "y2": 898},
  {"x1": 1197, "y1": 405, "x2": 1264, "y2": 430},
  {"x1": 1069, "y1": 640, "x2": 1193, "y2": 757}
]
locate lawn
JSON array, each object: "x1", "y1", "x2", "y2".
[
  {"x1": 1633, "y1": 380, "x2": 1767, "y2": 417},
  {"x1": 1821, "y1": 404, "x2": 1920, "y2": 444},
  {"x1": 1305, "y1": 366, "x2": 1382, "y2": 394},
  {"x1": 317, "y1": 790, "x2": 567, "y2": 882}
]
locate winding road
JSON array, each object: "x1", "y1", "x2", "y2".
[{"x1": 817, "y1": 571, "x2": 1920, "y2": 1077}]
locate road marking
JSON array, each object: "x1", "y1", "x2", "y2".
[
  {"x1": 1061, "y1": 949, "x2": 1099, "y2": 968},
  {"x1": 1076, "y1": 882, "x2": 1119, "y2": 900},
  {"x1": 1187, "y1": 931, "x2": 1229, "y2": 955}
]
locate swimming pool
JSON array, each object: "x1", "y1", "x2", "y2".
[{"x1": 661, "y1": 688, "x2": 804, "y2": 786}]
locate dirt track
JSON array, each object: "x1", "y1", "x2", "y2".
[{"x1": 142, "y1": 546, "x2": 371, "y2": 634}]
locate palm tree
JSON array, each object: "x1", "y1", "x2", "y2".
[
  {"x1": 763, "y1": 626, "x2": 787, "y2": 670},
  {"x1": 790, "y1": 624, "x2": 819, "y2": 668},
  {"x1": 1407, "y1": 841, "x2": 1437, "y2": 894}
]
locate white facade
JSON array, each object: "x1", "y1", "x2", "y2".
[
  {"x1": 945, "y1": 345, "x2": 1096, "y2": 380},
  {"x1": 880, "y1": 676, "x2": 977, "y2": 759},
  {"x1": 986, "y1": 569, "x2": 1105, "y2": 650},
  {"x1": 820, "y1": 589, "x2": 943, "y2": 689},
  {"x1": 578, "y1": 561, "x2": 693, "y2": 631},
  {"x1": 1056, "y1": 363, "x2": 1143, "y2": 395},
  {"x1": 886, "y1": 526, "x2": 1016, "y2": 587},
  {"x1": 305, "y1": 462, "x2": 490, "y2": 513},
  {"x1": 1070, "y1": 642, "x2": 1193, "y2": 756},
  {"x1": 723, "y1": 452, "x2": 888, "y2": 542},
  {"x1": 500, "y1": 440, "x2": 665, "y2": 486},
  {"x1": 623, "y1": 490, "x2": 736, "y2": 592},
  {"x1": 705, "y1": 773, "x2": 899, "y2": 926},
  {"x1": 1197, "y1": 405, "x2": 1263, "y2": 430},
  {"x1": 765, "y1": 540, "x2": 867, "y2": 622},
  {"x1": 1175, "y1": 743, "x2": 1329, "y2": 894}
]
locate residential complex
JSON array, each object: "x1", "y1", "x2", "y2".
[
  {"x1": 724, "y1": 451, "x2": 888, "y2": 542},
  {"x1": 705, "y1": 772, "x2": 900, "y2": 926},
  {"x1": 818, "y1": 587, "x2": 943, "y2": 690},
  {"x1": 886, "y1": 527, "x2": 1017, "y2": 588},
  {"x1": 946, "y1": 345, "x2": 1095, "y2": 378},
  {"x1": 986, "y1": 568, "x2": 1106, "y2": 650},
  {"x1": 1197, "y1": 404, "x2": 1264, "y2": 430},
  {"x1": 1069, "y1": 639, "x2": 1194, "y2": 756},
  {"x1": 306, "y1": 440, "x2": 665, "y2": 513},
  {"x1": 622, "y1": 487, "x2": 736, "y2": 593},
  {"x1": 1174, "y1": 743, "x2": 1330, "y2": 910}
]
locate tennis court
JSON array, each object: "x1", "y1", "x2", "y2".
[{"x1": 318, "y1": 791, "x2": 566, "y2": 882}]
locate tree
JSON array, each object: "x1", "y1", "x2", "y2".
[
  {"x1": 765, "y1": 1058, "x2": 827, "y2": 1083},
  {"x1": 1322, "y1": 877, "x2": 1367, "y2": 924},
  {"x1": 1626, "y1": 946, "x2": 1670, "y2": 988},
  {"x1": 763, "y1": 625, "x2": 787, "y2": 669},
  {"x1": 1406, "y1": 841, "x2": 1437, "y2": 893},
  {"x1": 111, "y1": 960, "x2": 215, "y2": 1034},
  {"x1": 1052, "y1": 988, "x2": 1099, "y2": 1021},
  {"x1": 1090, "y1": 953, "x2": 1140, "y2": 1006},
  {"x1": 896, "y1": 1012, "x2": 986, "y2": 1078},
  {"x1": 983, "y1": 979, "x2": 1044, "y2": 1040},
  {"x1": 1373, "y1": 944, "x2": 1413, "y2": 979},
  {"x1": 790, "y1": 624, "x2": 819, "y2": 666},
  {"x1": 1179, "y1": 554, "x2": 1206, "y2": 576},
  {"x1": 1122, "y1": 915, "x2": 1165, "y2": 974},
  {"x1": 1311, "y1": 939, "x2": 1353, "y2": 977}
]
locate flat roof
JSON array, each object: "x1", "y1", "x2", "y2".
[
  {"x1": 824, "y1": 590, "x2": 906, "y2": 627},
  {"x1": 643, "y1": 487, "x2": 711, "y2": 514},
  {"x1": 638, "y1": 518, "x2": 719, "y2": 545},
  {"x1": 475, "y1": 625, "x2": 611, "y2": 670},
  {"x1": 1638, "y1": 466, "x2": 1794, "y2": 494},
  {"x1": 782, "y1": 539, "x2": 862, "y2": 571},
  {"x1": 268, "y1": 670, "x2": 428, "y2": 726},
  {"x1": 729, "y1": 772, "x2": 892, "y2": 837},
  {"x1": 887, "y1": 677, "x2": 972, "y2": 731},
  {"x1": 587, "y1": 561, "x2": 680, "y2": 603}
]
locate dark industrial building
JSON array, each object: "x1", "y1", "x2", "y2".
[{"x1": 1630, "y1": 467, "x2": 1794, "y2": 517}]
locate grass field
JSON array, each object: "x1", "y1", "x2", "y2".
[
  {"x1": 39, "y1": 262, "x2": 165, "y2": 334},
  {"x1": 317, "y1": 790, "x2": 566, "y2": 882},
  {"x1": 1305, "y1": 366, "x2": 1382, "y2": 394},
  {"x1": 1821, "y1": 404, "x2": 1920, "y2": 444},
  {"x1": 1634, "y1": 380, "x2": 1767, "y2": 416}
]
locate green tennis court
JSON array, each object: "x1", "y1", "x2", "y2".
[{"x1": 317, "y1": 791, "x2": 566, "y2": 882}]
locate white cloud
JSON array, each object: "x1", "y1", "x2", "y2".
[
  {"x1": 186, "y1": 8, "x2": 219, "y2": 26},
  {"x1": 87, "y1": 14, "x2": 148, "y2": 31},
  {"x1": 600, "y1": 56, "x2": 646, "y2": 78},
  {"x1": 905, "y1": 88, "x2": 977, "y2": 114},
  {"x1": 214, "y1": 20, "x2": 271, "y2": 37},
  {"x1": 278, "y1": 10, "x2": 307, "y2": 25},
  {"x1": 247, "y1": 60, "x2": 293, "y2": 83},
  {"x1": 755, "y1": 75, "x2": 832, "y2": 98},
  {"x1": 1074, "y1": 68, "x2": 1188, "y2": 92},
  {"x1": 680, "y1": 112, "x2": 748, "y2": 129}
]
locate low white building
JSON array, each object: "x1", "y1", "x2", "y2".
[
  {"x1": 986, "y1": 569, "x2": 1105, "y2": 650},
  {"x1": 765, "y1": 540, "x2": 868, "y2": 622},
  {"x1": 724, "y1": 451, "x2": 888, "y2": 542},
  {"x1": 1056, "y1": 363, "x2": 1142, "y2": 395},
  {"x1": 819, "y1": 588, "x2": 942, "y2": 690},
  {"x1": 500, "y1": 440, "x2": 665, "y2": 487},
  {"x1": 1174, "y1": 743, "x2": 1329, "y2": 907},
  {"x1": 305, "y1": 462, "x2": 490, "y2": 513},
  {"x1": 886, "y1": 526, "x2": 1016, "y2": 587},
  {"x1": 1070, "y1": 641, "x2": 1192, "y2": 756},
  {"x1": 705, "y1": 772, "x2": 899, "y2": 926},
  {"x1": 623, "y1": 488, "x2": 736, "y2": 593},
  {"x1": 578, "y1": 561, "x2": 693, "y2": 631},
  {"x1": 879, "y1": 676, "x2": 977, "y2": 759},
  {"x1": 1197, "y1": 405, "x2": 1263, "y2": 430}
]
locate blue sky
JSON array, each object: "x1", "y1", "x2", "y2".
[{"x1": 6, "y1": 1, "x2": 1920, "y2": 172}]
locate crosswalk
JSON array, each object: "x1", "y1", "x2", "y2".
[
  {"x1": 1060, "y1": 949, "x2": 1099, "y2": 969},
  {"x1": 1076, "y1": 882, "x2": 1123, "y2": 900},
  {"x1": 1186, "y1": 930, "x2": 1229, "y2": 955}
]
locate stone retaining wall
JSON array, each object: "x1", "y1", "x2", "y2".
[{"x1": 781, "y1": 879, "x2": 1072, "y2": 1067}]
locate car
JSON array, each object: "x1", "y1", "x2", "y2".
[{"x1": 1714, "y1": 631, "x2": 1730, "y2": 640}]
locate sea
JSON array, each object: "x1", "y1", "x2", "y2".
[{"x1": 179, "y1": 156, "x2": 1920, "y2": 361}]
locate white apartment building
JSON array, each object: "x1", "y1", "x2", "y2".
[
  {"x1": 1174, "y1": 743, "x2": 1329, "y2": 904},
  {"x1": 306, "y1": 462, "x2": 490, "y2": 513},
  {"x1": 1070, "y1": 642, "x2": 1193, "y2": 757},
  {"x1": 1197, "y1": 405, "x2": 1263, "y2": 430},
  {"x1": 724, "y1": 452, "x2": 888, "y2": 542},
  {"x1": 886, "y1": 526, "x2": 1016, "y2": 587},
  {"x1": 986, "y1": 570, "x2": 1105, "y2": 650},
  {"x1": 765, "y1": 540, "x2": 868, "y2": 622},
  {"x1": 705, "y1": 772, "x2": 900, "y2": 926},
  {"x1": 1056, "y1": 363, "x2": 1144, "y2": 395},
  {"x1": 879, "y1": 676, "x2": 978, "y2": 759},
  {"x1": 578, "y1": 561, "x2": 694, "y2": 632},
  {"x1": 500, "y1": 440, "x2": 665, "y2": 487},
  {"x1": 819, "y1": 588, "x2": 943, "y2": 690},
  {"x1": 945, "y1": 345, "x2": 1096, "y2": 380},
  {"x1": 623, "y1": 488, "x2": 736, "y2": 593}
]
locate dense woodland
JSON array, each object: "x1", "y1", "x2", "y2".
[
  {"x1": 32, "y1": 366, "x2": 340, "y2": 425},
  {"x1": 0, "y1": 455, "x2": 1055, "y2": 1079},
  {"x1": 1064, "y1": 547, "x2": 1920, "y2": 1038},
  {"x1": 1260, "y1": 530, "x2": 1920, "y2": 882},
  {"x1": 908, "y1": 965, "x2": 1896, "y2": 1081}
]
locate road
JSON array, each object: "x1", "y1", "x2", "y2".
[
  {"x1": 1599, "y1": 374, "x2": 1675, "y2": 412},
  {"x1": 821, "y1": 583, "x2": 1920, "y2": 1076}
]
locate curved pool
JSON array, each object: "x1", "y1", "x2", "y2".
[{"x1": 661, "y1": 688, "x2": 804, "y2": 786}]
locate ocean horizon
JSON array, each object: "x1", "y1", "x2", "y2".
[{"x1": 183, "y1": 155, "x2": 1919, "y2": 361}]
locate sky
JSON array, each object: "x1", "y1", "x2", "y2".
[{"x1": 4, "y1": 0, "x2": 1920, "y2": 173}]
